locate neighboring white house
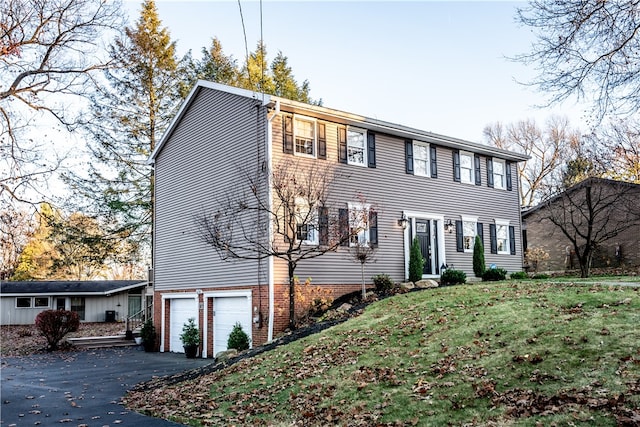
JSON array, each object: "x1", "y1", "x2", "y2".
[{"x1": 0, "y1": 280, "x2": 148, "y2": 325}]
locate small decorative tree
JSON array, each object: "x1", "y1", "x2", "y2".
[
  {"x1": 35, "y1": 310, "x2": 80, "y2": 351},
  {"x1": 227, "y1": 322, "x2": 250, "y2": 351},
  {"x1": 473, "y1": 235, "x2": 486, "y2": 277},
  {"x1": 180, "y1": 317, "x2": 200, "y2": 358},
  {"x1": 140, "y1": 319, "x2": 156, "y2": 352},
  {"x1": 408, "y1": 237, "x2": 424, "y2": 283}
]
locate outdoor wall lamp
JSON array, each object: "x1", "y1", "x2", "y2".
[
  {"x1": 444, "y1": 219, "x2": 454, "y2": 234},
  {"x1": 397, "y1": 215, "x2": 409, "y2": 230}
]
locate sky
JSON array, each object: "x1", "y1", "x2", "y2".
[{"x1": 123, "y1": 0, "x2": 590, "y2": 143}]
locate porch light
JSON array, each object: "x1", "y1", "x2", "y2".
[
  {"x1": 444, "y1": 219, "x2": 454, "y2": 234},
  {"x1": 397, "y1": 215, "x2": 409, "y2": 230}
]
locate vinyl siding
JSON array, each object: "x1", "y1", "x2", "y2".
[
  {"x1": 272, "y1": 115, "x2": 524, "y2": 283},
  {"x1": 153, "y1": 88, "x2": 269, "y2": 291}
]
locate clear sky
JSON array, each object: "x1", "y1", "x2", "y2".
[{"x1": 122, "y1": 0, "x2": 590, "y2": 143}]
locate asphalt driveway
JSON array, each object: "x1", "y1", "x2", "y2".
[{"x1": 1, "y1": 346, "x2": 214, "y2": 426}]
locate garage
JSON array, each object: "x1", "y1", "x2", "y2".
[
  {"x1": 213, "y1": 296, "x2": 251, "y2": 356},
  {"x1": 169, "y1": 297, "x2": 197, "y2": 353}
]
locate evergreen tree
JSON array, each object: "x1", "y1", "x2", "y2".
[
  {"x1": 195, "y1": 37, "x2": 238, "y2": 87},
  {"x1": 472, "y1": 235, "x2": 485, "y2": 277},
  {"x1": 65, "y1": 0, "x2": 186, "y2": 266},
  {"x1": 408, "y1": 237, "x2": 424, "y2": 283},
  {"x1": 271, "y1": 51, "x2": 311, "y2": 103},
  {"x1": 237, "y1": 41, "x2": 275, "y2": 95}
]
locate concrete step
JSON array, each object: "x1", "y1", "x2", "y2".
[{"x1": 67, "y1": 335, "x2": 139, "y2": 349}]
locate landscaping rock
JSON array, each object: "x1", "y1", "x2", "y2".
[
  {"x1": 337, "y1": 303, "x2": 352, "y2": 312},
  {"x1": 399, "y1": 282, "x2": 415, "y2": 291},
  {"x1": 215, "y1": 349, "x2": 238, "y2": 362},
  {"x1": 415, "y1": 279, "x2": 439, "y2": 289}
]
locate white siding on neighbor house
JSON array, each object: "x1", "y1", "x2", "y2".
[
  {"x1": 153, "y1": 88, "x2": 269, "y2": 291},
  {"x1": 271, "y1": 116, "x2": 524, "y2": 284},
  {"x1": 1, "y1": 293, "x2": 130, "y2": 325}
]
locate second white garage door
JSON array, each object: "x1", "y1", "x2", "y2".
[
  {"x1": 213, "y1": 296, "x2": 251, "y2": 356},
  {"x1": 169, "y1": 298, "x2": 197, "y2": 353}
]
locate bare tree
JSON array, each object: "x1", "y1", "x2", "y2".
[
  {"x1": 195, "y1": 158, "x2": 371, "y2": 329},
  {"x1": 515, "y1": 1, "x2": 640, "y2": 120},
  {"x1": 0, "y1": 206, "x2": 34, "y2": 279},
  {"x1": 540, "y1": 178, "x2": 640, "y2": 278},
  {"x1": 484, "y1": 116, "x2": 580, "y2": 207},
  {"x1": 0, "y1": 0, "x2": 123, "y2": 204},
  {"x1": 587, "y1": 119, "x2": 640, "y2": 184}
]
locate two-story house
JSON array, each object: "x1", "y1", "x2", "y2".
[{"x1": 149, "y1": 81, "x2": 529, "y2": 356}]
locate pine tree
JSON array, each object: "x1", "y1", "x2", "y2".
[
  {"x1": 473, "y1": 235, "x2": 485, "y2": 278},
  {"x1": 408, "y1": 237, "x2": 424, "y2": 283},
  {"x1": 65, "y1": 0, "x2": 186, "y2": 266}
]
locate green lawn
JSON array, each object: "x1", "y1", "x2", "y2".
[{"x1": 126, "y1": 281, "x2": 640, "y2": 426}]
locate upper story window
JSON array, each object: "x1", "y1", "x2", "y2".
[
  {"x1": 294, "y1": 117, "x2": 315, "y2": 157},
  {"x1": 493, "y1": 159, "x2": 505, "y2": 190},
  {"x1": 413, "y1": 141, "x2": 430, "y2": 177},
  {"x1": 347, "y1": 128, "x2": 367, "y2": 166},
  {"x1": 459, "y1": 151, "x2": 474, "y2": 184}
]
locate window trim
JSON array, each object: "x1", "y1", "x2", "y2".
[
  {"x1": 494, "y1": 219, "x2": 510, "y2": 255},
  {"x1": 16, "y1": 297, "x2": 32, "y2": 308},
  {"x1": 293, "y1": 115, "x2": 317, "y2": 158},
  {"x1": 459, "y1": 151, "x2": 474, "y2": 184},
  {"x1": 461, "y1": 215, "x2": 478, "y2": 253},
  {"x1": 492, "y1": 158, "x2": 506, "y2": 190},
  {"x1": 413, "y1": 140, "x2": 431, "y2": 177},
  {"x1": 346, "y1": 127, "x2": 368, "y2": 167}
]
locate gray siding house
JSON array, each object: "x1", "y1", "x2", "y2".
[{"x1": 149, "y1": 81, "x2": 528, "y2": 356}]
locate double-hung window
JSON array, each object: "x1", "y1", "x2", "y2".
[
  {"x1": 347, "y1": 128, "x2": 367, "y2": 166},
  {"x1": 294, "y1": 116, "x2": 315, "y2": 157},
  {"x1": 459, "y1": 151, "x2": 474, "y2": 184},
  {"x1": 493, "y1": 159, "x2": 506, "y2": 190},
  {"x1": 462, "y1": 217, "x2": 478, "y2": 252},
  {"x1": 295, "y1": 197, "x2": 318, "y2": 245},
  {"x1": 413, "y1": 141, "x2": 430, "y2": 177}
]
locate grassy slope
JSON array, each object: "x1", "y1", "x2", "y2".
[{"x1": 126, "y1": 281, "x2": 640, "y2": 426}]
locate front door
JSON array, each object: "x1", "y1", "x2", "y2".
[{"x1": 415, "y1": 219, "x2": 440, "y2": 276}]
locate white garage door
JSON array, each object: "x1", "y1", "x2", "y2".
[
  {"x1": 214, "y1": 296, "x2": 251, "y2": 356},
  {"x1": 170, "y1": 298, "x2": 197, "y2": 353}
]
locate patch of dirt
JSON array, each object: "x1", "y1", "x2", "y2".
[{"x1": 0, "y1": 322, "x2": 127, "y2": 357}]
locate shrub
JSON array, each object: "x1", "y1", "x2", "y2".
[
  {"x1": 510, "y1": 271, "x2": 528, "y2": 280},
  {"x1": 293, "y1": 276, "x2": 333, "y2": 326},
  {"x1": 408, "y1": 237, "x2": 424, "y2": 283},
  {"x1": 440, "y1": 269, "x2": 466, "y2": 286},
  {"x1": 180, "y1": 317, "x2": 200, "y2": 346},
  {"x1": 140, "y1": 319, "x2": 156, "y2": 351},
  {"x1": 34, "y1": 310, "x2": 80, "y2": 351},
  {"x1": 472, "y1": 235, "x2": 486, "y2": 277},
  {"x1": 533, "y1": 273, "x2": 550, "y2": 280},
  {"x1": 227, "y1": 322, "x2": 250, "y2": 351},
  {"x1": 525, "y1": 247, "x2": 550, "y2": 273},
  {"x1": 482, "y1": 267, "x2": 508, "y2": 281},
  {"x1": 372, "y1": 273, "x2": 394, "y2": 295}
]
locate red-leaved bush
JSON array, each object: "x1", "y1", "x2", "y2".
[{"x1": 34, "y1": 310, "x2": 80, "y2": 351}]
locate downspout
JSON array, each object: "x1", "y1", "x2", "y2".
[{"x1": 266, "y1": 100, "x2": 280, "y2": 342}]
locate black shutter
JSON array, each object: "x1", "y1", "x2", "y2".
[
  {"x1": 455, "y1": 220, "x2": 464, "y2": 252},
  {"x1": 430, "y1": 145, "x2": 438, "y2": 178},
  {"x1": 369, "y1": 210, "x2": 378, "y2": 247},
  {"x1": 474, "y1": 154, "x2": 482, "y2": 186},
  {"x1": 477, "y1": 222, "x2": 484, "y2": 245},
  {"x1": 338, "y1": 208, "x2": 349, "y2": 246},
  {"x1": 509, "y1": 226, "x2": 516, "y2": 255},
  {"x1": 486, "y1": 157, "x2": 494, "y2": 188},
  {"x1": 405, "y1": 140, "x2": 414, "y2": 175},
  {"x1": 338, "y1": 127, "x2": 347, "y2": 164},
  {"x1": 318, "y1": 207, "x2": 328, "y2": 245},
  {"x1": 317, "y1": 122, "x2": 326, "y2": 160},
  {"x1": 367, "y1": 132, "x2": 376, "y2": 168},
  {"x1": 489, "y1": 224, "x2": 497, "y2": 254},
  {"x1": 453, "y1": 150, "x2": 461, "y2": 182},
  {"x1": 283, "y1": 115, "x2": 293, "y2": 154},
  {"x1": 506, "y1": 161, "x2": 513, "y2": 191}
]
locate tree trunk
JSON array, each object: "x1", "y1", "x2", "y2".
[
  {"x1": 578, "y1": 249, "x2": 593, "y2": 278},
  {"x1": 361, "y1": 263, "x2": 366, "y2": 300},
  {"x1": 288, "y1": 261, "x2": 296, "y2": 330}
]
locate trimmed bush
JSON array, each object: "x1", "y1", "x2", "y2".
[
  {"x1": 35, "y1": 310, "x2": 80, "y2": 351},
  {"x1": 227, "y1": 322, "x2": 250, "y2": 351},
  {"x1": 372, "y1": 273, "x2": 394, "y2": 295},
  {"x1": 533, "y1": 273, "x2": 551, "y2": 280},
  {"x1": 440, "y1": 269, "x2": 466, "y2": 286},
  {"x1": 472, "y1": 235, "x2": 486, "y2": 278},
  {"x1": 510, "y1": 271, "x2": 528, "y2": 280},
  {"x1": 482, "y1": 267, "x2": 508, "y2": 281},
  {"x1": 408, "y1": 237, "x2": 424, "y2": 283}
]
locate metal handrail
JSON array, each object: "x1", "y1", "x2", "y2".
[{"x1": 125, "y1": 307, "x2": 146, "y2": 339}]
